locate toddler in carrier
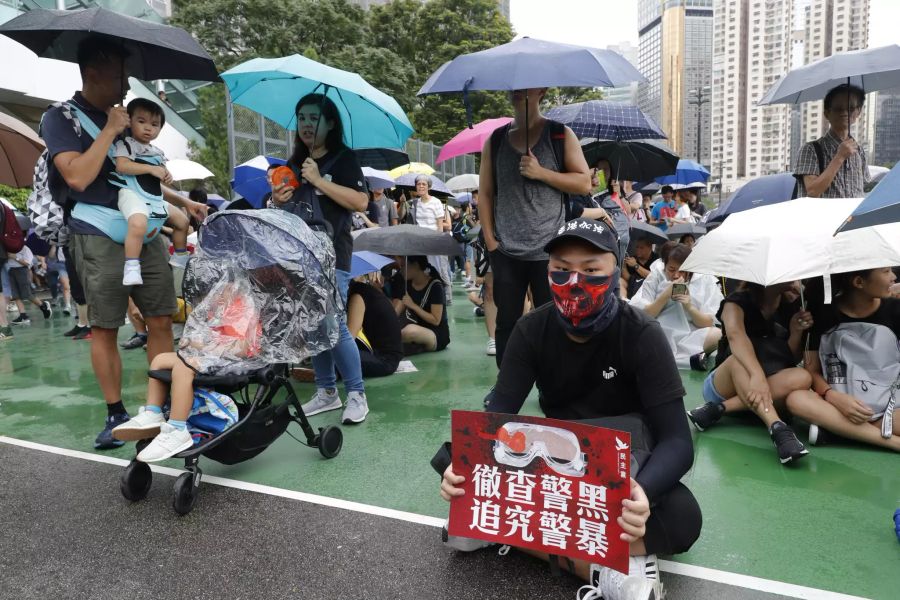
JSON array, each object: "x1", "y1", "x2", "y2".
[
  {"x1": 112, "y1": 277, "x2": 263, "y2": 461},
  {"x1": 113, "y1": 98, "x2": 190, "y2": 286}
]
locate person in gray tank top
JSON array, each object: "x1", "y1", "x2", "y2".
[{"x1": 478, "y1": 87, "x2": 591, "y2": 366}]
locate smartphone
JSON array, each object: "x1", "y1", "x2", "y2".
[{"x1": 672, "y1": 283, "x2": 688, "y2": 296}]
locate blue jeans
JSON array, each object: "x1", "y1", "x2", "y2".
[
  {"x1": 702, "y1": 369, "x2": 726, "y2": 404},
  {"x1": 312, "y1": 269, "x2": 364, "y2": 393}
]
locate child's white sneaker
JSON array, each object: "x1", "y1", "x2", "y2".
[
  {"x1": 112, "y1": 407, "x2": 165, "y2": 441},
  {"x1": 123, "y1": 261, "x2": 143, "y2": 286},
  {"x1": 169, "y1": 252, "x2": 190, "y2": 269},
  {"x1": 136, "y1": 423, "x2": 193, "y2": 462}
]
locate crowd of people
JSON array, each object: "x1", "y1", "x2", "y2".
[{"x1": 1, "y1": 34, "x2": 898, "y2": 600}]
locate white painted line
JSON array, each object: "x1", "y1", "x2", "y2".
[{"x1": 0, "y1": 436, "x2": 871, "y2": 600}]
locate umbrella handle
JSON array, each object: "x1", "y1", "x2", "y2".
[{"x1": 463, "y1": 78, "x2": 474, "y2": 129}]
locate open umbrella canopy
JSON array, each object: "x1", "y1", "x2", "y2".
[
  {"x1": 681, "y1": 197, "x2": 900, "y2": 285},
  {"x1": 436, "y1": 117, "x2": 512, "y2": 164},
  {"x1": 361, "y1": 167, "x2": 394, "y2": 190},
  {"x1": 221, "y1": 55, "x2": 414, "y2": 149},
  {"x1": 350, "y1": 251, "x2": 395, "y2": 279},
  {"x1": 388, "y1": 162, "x2": 434, "y2": 178},
  {"x1": 705, "y1": 173, "x2": 797, "y2": 224},
  {"x1": 629, "y1": 221, "x2": 668, "y2": 245},
  {"x1": 666, "y1": 223, "x2": 707, "y2": 241},
  {"x1": 353, "y1": 225, "x2": 464, "y2": 256},
  {"x1": 546, "y1": 101, "x2": 666, "y2": 141},
  {"x1": 445, "y1": 173, "x2": 479, "y2": 193},
  {"x1": 418, "y1": 37, "x2": 645, "y2": 95},
  {"x1": 656, "y1": 159, "x2": 710, "y2": 185},
  {"x1": 759, "y1": 45, "x2": 900, "y2": 105},
  {"x1": 580, "y1": 140, "x2": 678, "y2": 181},
  {"x1": 836, "y1": 160, "x2": 900, "y2": 233},
  {"x1": 0, "y1": 112, "x2": 43, "y2": 188},
  {"x1": 394, "y1": 173, "x2": 453, "y2": 199},
  {"x1": 231, "y1": 155, "x2": 286, "y2": 209},
  {"x1": 0, "y1": 7, "x2": 219, "y2": 82},
  {"x1": 166, "y1": 159, "x2": 214, "y2": 182},
  {"x1": 354, "y1": 148, "x2": 410, "y2": 171}
]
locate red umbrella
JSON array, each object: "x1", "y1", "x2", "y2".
[{"x1": 435, "y1": 117, "x2": 512, "y2": 165}]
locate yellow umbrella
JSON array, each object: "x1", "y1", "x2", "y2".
[{"x1": 388, "y1": 162, "x2": 434, "y2": 178}]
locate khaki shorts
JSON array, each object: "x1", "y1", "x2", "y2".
[
  {"x1": 118, "y1": 189, "x2": 174, "y2": 220},
  {"x1": 70, "y1": 233, "x2": 177, "y2": 329}
]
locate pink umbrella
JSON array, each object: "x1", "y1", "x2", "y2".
[{"x1": 435, "y1": 117, "x2": 513, "y2": 165}]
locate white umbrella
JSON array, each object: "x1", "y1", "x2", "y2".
[
  {"x1": 361, "y1": 166, "x2": 395, "y2": 190},
  {"x1": 166, "y1": 159, "x2": 214, "y2": 182},
  {"x1": 446, "y1": 173, "x2": 479, "y2": 193},
  {"x1": 680, "y1": 197, "x2": 900, "y2": 287}
]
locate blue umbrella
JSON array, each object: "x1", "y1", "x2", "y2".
[
  {"x1": 655, "y1": 159, "x2": 710, "y2": 185},
  {"x1": 350, "y1": 251, "x2": 395, "y2": 279},
  {"x1": 418, "y1": 37, "x2": 645, "y2": 95},
  {"x1": 231, "y1": 155, "x2": 286, "y2": 209},
  {"x1": 221, "y1": 55, "x2": 414, "y2": 149},
  {"x1": 545, "y1": 100, "x2": 666, "y2": 141},
  {"x1": 706, "y1": 173, "x2": 797, "y2": 224},
  {"x1": 836, "y1": 161, "x2": 900, "y2": 233}
]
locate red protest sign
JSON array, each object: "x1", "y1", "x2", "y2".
[{"x1": 448, "y1": 410, "x2": 631, "y2": 574}]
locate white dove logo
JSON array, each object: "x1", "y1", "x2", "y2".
[{"x1": 615, "y1": 437, "x2": 629, "y2": 452}]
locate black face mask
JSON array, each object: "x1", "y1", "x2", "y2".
[{"x1": 548, "y1": 268, "x2": 621, "y2": 337}]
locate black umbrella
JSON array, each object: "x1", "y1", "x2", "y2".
[
  {"x1": 635, "y1": 182, "x2": 661, "y2": 195},
  {"x1": 629, "y1": 221, "x2": 668, "y2": 245},
  {"x1": 354, "y1": 148, "x2": 410, "y2": 171},
  {"x1": 581, "y1": 140, "x2": 679, "y2": 182},
  {"x1": 666, "y1": 223, "x2": 707, "y2": 241},
  {"x1": 352, "y1": 225, "x2": 463, "y2": 256},
  {"x1": 0, "y1": 7, "x2": 219, "y2": 82}
]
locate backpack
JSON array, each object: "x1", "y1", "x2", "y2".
[
  {"x1": 451, "y1": 217, "x2": 469, "y2": 243},
  {"x1": 489, "y1": 120, "x2": 571, "y2": 239},
  {"x1": 792, "y1": 139, "x2": 825, "y2": 199},
  {"x1": 819, "y1": 322, "x2": 899, "y2": 438},
  {"x1": 1, "y1": 203, "x2": 26, "y2": 253}
]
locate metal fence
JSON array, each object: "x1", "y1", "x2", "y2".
[{"x1": 227, "y1": 99, "x2": 476, "y2": 187}]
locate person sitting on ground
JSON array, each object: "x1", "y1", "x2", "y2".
[
  {"x1": 113, "y1": 98, "x2": 191, "y2": 285},
  {"x1": 6, "y1": 244, "x2": 52, "y2": 325},
  {"x1": 678, "y1": 233, "x2": 697, "y2": 248},
  {"x1": 111, "y1": 279, "x2": 262, "y2": 461},
  {"x1": 622, "y1": 238, "x2": 658, "y2": 299},
  {"x1": 347, "y1": 274, "x2": 403, "y2": 377},
  {"x1": 399, "y1": 255, "x2": 450, "y2": 354},
  {"x1": 629, "y1": 244, "x2": 723, "y2": 371},
  {"x1": 786, "y1": 268, "x2": 900, "y2": 452},
  {"x1": 686, "y1": 282, "x2": 814, "y2": 464},
  {"x1": 437, "y1": 219, "x2": 701, "y2": 600},
  {"x1": 648, "y1": 186, "x2": 676, "y2": 232}
]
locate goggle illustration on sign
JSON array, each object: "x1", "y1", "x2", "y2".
[{"x1": 492, "y1": 422, "x2": 588, "y2": 478}]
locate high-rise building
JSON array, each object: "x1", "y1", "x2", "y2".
[
  {"x1": 603, "y1": 41, "x2": 640, "y2": 105},
  {"x1": 800, "y1": 0, "x2": 870, "y2": 146},
  {"x1": 637, "y1": 0, "x2": 713, "y2": 166},
  {"x1": 874, "y1": 88, "x2": 900, "y2": 166},
  {"x1": 710, "y1": 0, "x2": 793, "y2": 194}
]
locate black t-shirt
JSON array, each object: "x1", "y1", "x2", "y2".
[
  {"x1": 405, "y1": 277, "x2": 450, "y2": 350},
  {"x1": 714, "y1": 290, "x2": 795, "y2": 370},
  {"x1": 625, "y1": 252, "x2": 657, "y2": 299},
  {"x1": 386, "y1": 270, "x2": 405, "y2": 301},
  {"x1": 287, "y1": 149, "x2": 365, "y2": 272},
  {"x1": 487, "y1": 301, "x2": 690, "y2": 500},
  {"x1": 349, "y1": 281, "x2": 403, "y2": 361},
  {"x1": 809, "y1": 297, "x2": 900, "y2": 351}
]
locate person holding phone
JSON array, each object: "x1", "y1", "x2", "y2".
[{"x1": 629, "y1": 244, "x2": 723, "y2": 371}]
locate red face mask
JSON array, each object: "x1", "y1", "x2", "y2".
[{"x1": 548, "y1": 270, "x2": 618, "y2": 328}]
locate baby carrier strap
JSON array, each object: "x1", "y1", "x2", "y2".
[{"x1": 284, "y1": 149, "x2": 349, "y2": 237}]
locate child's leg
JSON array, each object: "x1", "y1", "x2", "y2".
[
  {"x1": 146, "y1": 352, "x2": 179, "y2": 408},
  {"x1": 125, "y1": 213, "x2": 149, "y2": 260},
  {"x1": 168, "y1": 359, "x2": 196, "y2": 422},
  {"x1": 166, "y1": 204, "x2": 190, "y2": 251}
]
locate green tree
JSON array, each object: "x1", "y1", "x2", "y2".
[
  {"x1": 188, "y1": 85, "x2": 231, "y2": 195},
  {"x1": 542, "y1": 87, "x2": 605, "y2": 111},
  {"x1": 0, "y1": 184, "x2": 30, "y2": 211}
]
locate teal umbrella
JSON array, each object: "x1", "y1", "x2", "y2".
[{"x1": 221, "y1": 55, "x2": 414, "y2": 149}]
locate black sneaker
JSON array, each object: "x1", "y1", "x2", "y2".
[
  {"x1": 808, "y1": 424, "x2": 832, "y2": 446},
  {"x1": 769, "y1": 421, "x2": 809, "y2": 464},
  {"x1": 39, "y1": 300, "x2": 52, "y2": 319},
  {"x1": 474, "y1": 306, "x2": 485, "y2": 317},
  {"x1": 11, "y1": 314, "x2": 31, "y2": 326},
  {"x1": 687, "y1": 402, "x2": 725, "y2": 432},
  {"x1": 63, "y1": 324, "x2": 83, "y2": 337},
  {"x1": 94, "y1": 413, "x2": 130, "y2": 450},
  {"x1": 119, "y1": 333, "x2": 148, "y2": 350},
  {"x1": 689, "y1": 352, "x2": 710, "y2": 372},
  {"x1": 73, "y1": 326, "x2": 92, "y2": 340}
]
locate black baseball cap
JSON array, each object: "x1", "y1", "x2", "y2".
[{"x1": 544, "y1": 218, "x2": 620, "y2": 261}]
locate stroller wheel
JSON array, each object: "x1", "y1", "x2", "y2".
[
  {"x1": 120, "y1": 460, "x2": 152, "y2": 502},
  {"x1": 172, "y1": 472, "x2": 199, "y2": 515},
  {"x1": 317, "y1": 426, "x2": 343, "y2": 459}
]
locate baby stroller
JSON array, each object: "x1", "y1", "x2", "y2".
[{"x1": 119, "y1": 209, "x2": 346, "y2": 515}]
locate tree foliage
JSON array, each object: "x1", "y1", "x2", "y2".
[
  {"x1": 0, "y1": 184, "x2": 30, "y2": 211},
  {"x1": 189, "y1": 85, "x2": 231, "y2": 195}
]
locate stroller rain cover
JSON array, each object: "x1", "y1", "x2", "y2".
[{"x1": 179, "y1": 209, "x2": 342, "y2": 375}]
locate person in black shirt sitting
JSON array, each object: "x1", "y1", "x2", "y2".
[
  {"x1": 436, "y1": 219, "x2": 700, "y2": 600},
  {"x1": 686, "y1": 282, "x2": 814, "y2": 464},
  {"x1": 622, "y1": 238, "x2": 657, "y2": 299},
  {"x1": 400, "y1": 256, "x2": 450, "y2": 354},
  {"x1": 347, "y1": 276, "x2": 403, "y2": 377}
]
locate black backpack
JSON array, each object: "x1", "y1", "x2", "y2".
[{"x1": 792, "y1": 140, "x2": 825, "y2": 199}]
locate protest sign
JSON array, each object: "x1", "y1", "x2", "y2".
[{"x1": 448, "y1": 410, "x2": 631, "y2": 573}]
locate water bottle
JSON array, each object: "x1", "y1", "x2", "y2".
[{"x1": 894, "y1": 509, "x2": 900, "y2": 544}]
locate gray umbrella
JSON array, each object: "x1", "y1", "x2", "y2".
[
  {"x1": 352, "y1": 225, "x2": 464, "y2": 256},
  {"x1": 0, "y1": 7, "x2": 219, "y2": 82},
  {"x1": 759, "y1": 45, "x2": 900, "y2": 105},
  {"x1": 666, "y1": 223, "x2": 707, "y2": 241},
  {"x1": 629, "y1": 221, "x2": 668, "y2": 244}
]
